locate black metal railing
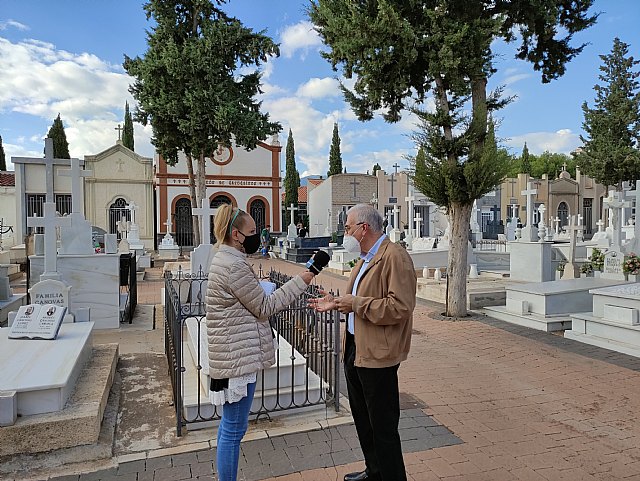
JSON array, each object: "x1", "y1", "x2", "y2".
[
  {"x1": 119, "y1": 253, "x2": 137, "y2": 323},
  {"x1": 472, "y1": 239, "x2": 508, "y2": 251},
  {"x1": 164, "y1": 265, "x2": 341, "y2": 436}
]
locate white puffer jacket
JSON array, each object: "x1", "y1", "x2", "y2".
[{"x1": 205, "y1": 245, "x2": 308, "y2": 379}]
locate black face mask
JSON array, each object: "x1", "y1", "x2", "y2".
[{"x1": 239, "y1": 231, "x2": 261, "y2": 254}]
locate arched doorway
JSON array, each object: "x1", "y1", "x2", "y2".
[
  {"x1": 210, "y1": 195, "x2": 232, "y2": 244},
  {"x1": 557, "y1": 202, "x2": 569, "y2": 228},
  {"x1": 249, "y1": 199, "x2": 266, "y2": 233},
  {"x1": 175, "y1": 198, "x2": 193, "y2": 246},
  {"x1": 109, "y1": 197, "x2": 130, "y2": 240}
]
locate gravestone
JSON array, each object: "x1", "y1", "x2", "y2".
[
  {"x1": 104, "y1": 233, "x2": 118, "y2": 254},
  {"x1": 603, "y1": 250, "x2": 624, "y2": 279},
  {"x1": 623, "y1": 180, "x2": 640, "y2": 254},
  {"x1": 8, "y1": 303, "x2": 66, "y2": 340},
  {"x1": 389, "y1": 205, "x2": 402, "y2": 242},
  {"x1": 59, "y1": 157, "x2": 93, "y2": 255},
  {"x1": 520, "y1": 181, "x2": 538, "y2": 242},
  {"x1": 287, "y1": 203, "x2": 298, "y2": 240},
  {"x1": 405, "y1": 193, "x2": 416, "y2": 246},
  {"x1": 561, "y1": 215, "x2": 582, "y2": 280},
  {"x1": 0, "y1": 265, "x2": 11, "y2": 302}
]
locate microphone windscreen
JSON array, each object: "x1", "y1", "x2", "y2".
[{"x1": 306, "y1": 250, "x2": 331, "y2": 275}]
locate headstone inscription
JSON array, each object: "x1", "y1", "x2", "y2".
[
  {"x1": 8, "y1": 304, "x2": 66, "y2": 340},
  {"x1": 604, "y1": 250, "x2": 624, "y2": 277}
]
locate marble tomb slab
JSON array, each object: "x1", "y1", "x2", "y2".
[{"x1": 0, "y1": 322, "x2": 94, "y2": 416}]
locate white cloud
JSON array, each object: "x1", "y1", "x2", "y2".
[
  {"x1": 296, "y1": 77, "x2": 340, "y2": 99},
  {"x1": 0, "y1": 19, "x2": 29, "y2": 31},
  {"x1": 503, "y1": 73, "x2": 531, "y2": 86},
  {"x1": 506, "y1": 129, "x2": 581, "y2": 155},
  {"x1": 0, "y1": 37, "x2": 147, "y2": 158},
  {"x1": 280, "y1": 21, "x2": 322, "y2": 58}
]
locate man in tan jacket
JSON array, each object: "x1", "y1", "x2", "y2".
[{"x1": 310, "y1": 204, "x2": 417, "y2": 481}]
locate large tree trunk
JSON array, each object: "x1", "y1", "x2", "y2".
[
  {"x1": 195, "y1": 153, "x2": 207, "y2": 243},
  {"x1": 186, "y1": 155, "x2": 199, "y2": 246},
  {"x1": 447, "y1": 201, "x2": 472, "y2": 317}
]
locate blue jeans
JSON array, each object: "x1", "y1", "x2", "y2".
[{"x1": 216, "y1": 381, "x2": 257, "y2": 481}]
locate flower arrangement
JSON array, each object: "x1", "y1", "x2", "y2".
[
  {"x1": 589, "y1": 248, "x2": 605, "y2": 271},
  {"x1": 580, "y1": 262, "x2": 593, "y2": 275},
  {"x1": 557, "y1": 261, "x2": 566, "y2": 272},
  {"x1": 623, "y1": 252, "x2": 640, "y2": 275}
]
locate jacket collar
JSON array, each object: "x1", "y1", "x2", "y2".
[
  {"x1": 347, "y1": 236, "x2": 391, "y2": 291},
  {"x1": 219, "y1": 243, "x2": 246, "y2": 259}
]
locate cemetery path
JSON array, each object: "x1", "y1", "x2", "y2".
[{"x1": 27, "y1": 258, "x2": 640, "y2": 481}]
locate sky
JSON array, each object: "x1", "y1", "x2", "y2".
[{"x1": 0, "y1": 1, "x2": 638, "y2": 178}]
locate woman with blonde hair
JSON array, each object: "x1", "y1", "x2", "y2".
[{"x1": 206, "y1": 203, "x2": 315, "y2": 481}]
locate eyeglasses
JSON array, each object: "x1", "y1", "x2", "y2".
[{"x1": 344, "y1": 222, "x2": 365, "y2": 234}]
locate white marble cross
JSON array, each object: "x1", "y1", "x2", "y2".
[
  {"x1": 562, "y1": 215, "x2": 583, "y2": 279},
  {"x1": 59, "y1": 157, "x2": 93, "y2": 214},
  {"x1": 521, "y1": 181, "x2": 538, "y2": 227},
  {"x1": 596, "y1": 219, "x2": 605, "y2": 232},
  {"x1": 27, "y1": 202, "x2": 72, "y2": 280},
  {"x1": 554, "y1": 216, "x2": 561, "y2": 236},
  {"x1": 164, "y1": 217, "x2": 172, "y2": 233},
  {"x1": 392, "y1": 204, "x2": 401, "y2": 231},
  {"x1": 192, "y1": 198, "x2": 218, "y2": 245},
  {"x1": 118, "y1": 215, "x2": 130, "y2": 238},
  {"x1": 414, "y1": 213, "x2": 423, "y2": 238},
  {"x1": 325, "y1": 209, "x2": 332, "y2": 236},
  {"x1": 287, "y1": 203, "x2": 298, "y2": 227},
  {"x1": 510, "y1": 203, "x2": 518, "y2": 219},
  {"x1": 603, "y1": 190, "x2": 632, "y2": 249},
  {"x1": 405, "y1": 194, "x2": 416, "y2": 239},
  {"x1": 127, "y1": 201, "x2": 139, "y2": 225}
]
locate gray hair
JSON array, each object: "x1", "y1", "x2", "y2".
[{"x1": 347, "y1": 204, "x2": 384, "y2": 233}]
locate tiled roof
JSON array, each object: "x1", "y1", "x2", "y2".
[
  {"x1": 281, "y1": 185, "x2": 307, "y2": 203},
  {"x1": 0, "y1": 171, "x2": 15, "y2": 187},
  {"x1": 308, "y1": 178, "x2": 324, "y2": 186}
]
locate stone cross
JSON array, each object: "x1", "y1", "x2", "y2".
[
  {"x1": 405, "y1": 194, "x2": 416, "y2": 239},
  {"x1": 115, "y1": 158, "x2": 125, "y2": 173},
  {"x1": 509, "y1": 203, "x2": 518, "y2": 220},
  {"x1": 521, "y1": 181, "x2": 538, "y2": 227},
  {"x1": 350, "y1": 177, "x2": 360, "y2": 198},
  {"x1": 27, "y1": 202, "x2": 72, "y2": 280},
  {"x1": 414, "y1": 213, "x2": 423, "y2": 238},
  {"x1": 192, "y1": 198, "x2": 218, "y2": 245},
  {"x1": 603, "y1": 190, "x2": 632, "y2": 249},
  {"x1": 115, "y1": 124, "x2": 123, "y2": 141},
  {"x1": 393, "y1": 204, "x2": 401, "y2": 231},
  {"x1": 164, "y1": 217, "x2": 172, "y2": 233},
  {"x1": 118, "y1": 215, "x2": 130, "y2": 239},
  {"x1": 596, "y1": 219, "x2": 605, "y2": 233},
  {"x1": 127, "y1": 201, "x2": 139, "y2": 225},
  {"x1": 287, "y1": 203, "x2": 298, "y2": 226},
  {"x1": 387, "y1": 174, "x2": 396, "y2": 197},
  {"x1": 554, "y1": 216, "x2": 561, "y2": 236},
  {"x1": 59, "y1": 157, "x2": 93, "y2": 214},
  {"x1": 325, "y1": 209, "x2": 332, "y2": 236},
  {"x1": 393, "y1": 162, "x2": 400, "y2": 175},
  {"x1": 386, "y1": 209, "x2": 393, "y2": 233},
  {"x1": 562, "y1": 215, "x2": 582, "y2": 279}
]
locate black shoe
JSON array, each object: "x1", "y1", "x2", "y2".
[{"x1": 344, "y1": 470, "x2": 381, "y2": 481}]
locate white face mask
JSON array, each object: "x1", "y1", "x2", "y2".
[
  {"x1": 342, "y1": 235, "x2": 361, "y2": 254},
  {"x1": 342, "y1": 224, "x2": 364, "y2": 254}
]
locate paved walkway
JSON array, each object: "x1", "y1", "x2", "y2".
[{"x1": 15, "y1": 258, "x2": 640, "y2": 480}]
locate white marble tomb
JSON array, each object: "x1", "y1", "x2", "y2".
[{"x1": 0, "y1": 322, "x2": 94, "y2": 417}]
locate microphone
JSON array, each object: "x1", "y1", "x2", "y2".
[{"x1": 306, "y1": 250, "x2": 330, "y2": 275}]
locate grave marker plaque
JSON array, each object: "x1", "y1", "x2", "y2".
[
  {"x1": 8, "y1": 304, "x2": 66, "y2": 340},
  {"x1": 604, "y1": 250, "x2": 623, "y2": 277}
]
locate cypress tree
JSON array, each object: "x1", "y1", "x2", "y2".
[
  {"x1": 327, "y1": 123, "x2": 342, "y2": 177},
  {"x1": 284, "y1": 129, "x2": 300, "y2": 209},
  {"x1": 0, "y1": 135, "x2": 6, "y2": 171},
  {"x1": 521, "y1": 143, "x2": 531, "y2": 174},
  {"x1": 46, "y1": 114, "x2": 70, "y2": 158},
  {"x1": 578, "y1": 37, "x2": 640, "y2": 188},
  {"x1": 123, "y1": 101, "x2": 135, "y2": 151}
]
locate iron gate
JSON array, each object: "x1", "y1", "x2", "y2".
[
  {"x1": 164, "y1": 266, "x2": 341, "y2": 436},
  {"x1": 250, "y1": 199, "x2": 266, "y2": 233},
  {"x1": 175, "y1": 198, "x2": 193, "y2": 247},
  {"x1": 109, "y1": 197, "x2": 130, "y2": 240}
]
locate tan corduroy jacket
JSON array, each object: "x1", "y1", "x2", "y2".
[
  {"x1": 346, "y1": 237, "x2": 417, "y2": 368},
  {"x1": 205, "y1": 245, "x2": 308, "y2": 379}
]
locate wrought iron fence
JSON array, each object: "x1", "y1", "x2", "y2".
[
  {"x1": 472, "y1": 239, "x2": 508, "y2": 251},
  {"x1": 119, "y1": 253, "x2": 137, "y2": 323},
  {"x1": 164, "y1": 265, "x2": 341, "y2": 436}
]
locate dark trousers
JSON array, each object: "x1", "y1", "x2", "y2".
[{"x1": 344, "y1": 332, "x2": 406, "y2": 481}]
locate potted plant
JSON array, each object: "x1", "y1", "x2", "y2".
[
  {"x1": 623, "y1": 252, "x2": 640, "y2": 281},
  {"x1": 556, "y1": 260, "x2": 566, "y2": 280},
  {"x1": 580, "y1": 262, "x2": 593, "y2": 277},
  {"x1": 329, "y1": 231, "x2": 338, "y2": 248},
  {"x1": 590, "y1": 248, "x2": 605, "y2": 276}
]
